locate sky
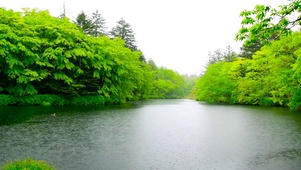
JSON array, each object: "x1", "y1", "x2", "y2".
[{"x1": 0, "y1": 0, "x2": 286, "y2": 75}]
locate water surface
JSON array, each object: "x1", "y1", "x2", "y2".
[{"x1": 0, "y1": 99, "x2": 301, "y2": 169}]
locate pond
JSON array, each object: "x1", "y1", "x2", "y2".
[{"x1": 0, "y1": 99, "x2": 301, "y2": 169}]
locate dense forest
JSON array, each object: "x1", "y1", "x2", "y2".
[
  {"x1": 0, "y1": 8, "x2": 194, "y2": 106},
  {"x1": 196, "y1": 1, "x2": 301, "y2": 109}
]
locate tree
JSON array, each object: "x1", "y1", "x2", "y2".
[
  {"x1": 206, "y1": 46, "x2": 237, "y2": 66},
  {"x1": 196, "y1": 61, "x2": 236, "y2": 103},
  {"x1": 207, "y1": 49, "x2": 223, "y2": 66},
  {"x1": 223, "y1": 45, "x2": 237, "y2": 62},
  {"x1": 138, "y1": 51, "x2": 146, "y2": 62},
  {"x1": 196, "y1": 28, "x2": 301, "y2": 109},
  {"x1": 110, "y1": 18, "x2": 137, "y2": 51},
  {"x1": 184, "y1": 74, "x2": 199, "y2": 98},
  {"x1": 58, "y1": 2, "x2": 68, "y2": 19},
  {"x1": 151, "y1": 67, "x2": 186, "y2": 98},
  {"x1": 235, "y1": 1, "x2": 301, "y2": 46},
  {"x1": 74, "y1": 11, "x2": 93, "y2": 34},
  {"x1": 73, "y1": 10, "x2": 107, "y2": 37},
  {"x1": 239, "y1": 41, "x2": 262, "y2": 59},
  {"x1": 0, "y1": 8, "x2": 154, "y2": 103},
  {"x1": 147, "y1": 59, "x2": 158, "y2": 70},
  {"x1": 90, "y1": 10, "x2": 107, "y2": 37}
]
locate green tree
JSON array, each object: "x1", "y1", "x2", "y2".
[
  {"x1": 151, "y1": 67, "x2": 186, "y2": 99},
  {"x1": 110, "y1": 18, "x2": 137, "y2": 51},
  {"x1": 196, "y1": 62, "x2": 236, "y2": 103},
  {"x1": 74, "y1": 11, "x2": 93, "y2": 34},
  {"x1": 223, "y1": 45, "x2": 237, "y2": 62},
  {"x1": 235, "y1": 1, "x2": 301, "y2": 46},
  {"x1": 184, "y1": 74, "x2": 199, "y2": 98},
  {"x1": 90, "y1": 10, "x2": 107, "y2": 37},
  {"x1": 0, "y1": 8, "x2": 61, "y2": 96},
  {"x1": 197, "y1": 28, "x2": 301, "y2": 109},
  {"x1": 0, "y1": 8, "x2": 153, "y2": 104},
  {"x1": 138, "y1": 51, "x2": 146, "y2": 62},
  {"x1": 206, "y1": 45, "x2": 237, "y2": 66},
  {"x1": 147, "y1": 59, "x2": 158, "y2": 70},
  {"x1": 239, "y1": 41, "x2": 262, "y2": 59},
  {"x1": 207, "y1": 49, "x2": 223, "y2": 66}
]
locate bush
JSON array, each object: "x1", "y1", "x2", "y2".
[
  {"x1": 69, "y1": 95, "x2": 106, "y2": 105},
  {"x1": 18, "y1": 95, "x2": 66, "y2": 106},
  {"x1": 0, "y1": 94, "x2": 109, "y2": 106},
  {"x1": 288, "y1": 89, "x2": 301, "y2": 110},
  {"x1": 2, "y1": 157, "x2": 56, "y2": 170},
  {"x1": 0, "y1": 95, "x2": 17, "y2": 106}
]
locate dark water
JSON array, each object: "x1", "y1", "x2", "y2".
[{"x1": 1, "y1": 99, "x2": 301, "y2": 170}]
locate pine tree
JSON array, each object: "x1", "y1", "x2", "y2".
[
  {"x1": 74, "y1": 11, "x2": 93, "y2": 34},
  {"x1": 90, "y1": 10, "x2": 107, "y2": 37},
  {"x1": 110, "y1": 18, "x2": 137, "y2": 51},
  {"x1": 58, "y1": 2, "x2": 68, "y2": 19}
]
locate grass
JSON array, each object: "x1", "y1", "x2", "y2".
[{"x1": 2, "y1": 157, "x2": 56, "y2": 170}]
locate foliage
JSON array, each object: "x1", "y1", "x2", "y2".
[
  {"x1": 196, "y1": 62, "x2": 236, "y2": 103},
  {"x1": 206, "y1": 45, "x2": 237, "y2": 66},
  {"x1": 0, "y1": 8, "x2": 192, "y2": 105},
  {"x1": 0, "y1": 94, "x2": 17, "y2": 105},
  {"x1": 18, "y1": 94, "x2": 66, "y2": 106},
  {"x1": 235, "y1": 0, "x2": 301, "y2": 46},
  {"x1": 147, "y1": 59, "x2": 158, "y2": 70},
  {"x1": 183, "y1": 74, "x2": 199, "y2": 99},
  {"x1": 90, "y1": 10, "x2": 107, "y2": 36},
  {"x1": 0, "y1": 94, "x2": 64, "y2": 106},
  {"x1": 0, "y1": 94, "x2": 107, "y2": 106},
  {"x1": 74, "y1": 11, "x2": 93, "y2": 35},
  {"x1": 2, "y1": 157, "x2": 56, "y2": 170},
  {"x1": 239, "y1": 41, "x2": 262, "y2": 59},
  {"x1": 68, "y1": 95, "x2": 105, "y2": 105},
  {"x1": 110, "y1": 18, "x2": 137, "y2": 51},
  {"x1": 197, "y1": 30, "x2": 301, "y2": 109},
  {"x1": 73, "y1": 10, "x2": 107, "y2": 37},
  {"x1": 150, "y1": 66, "x2": 186, "y2": 99}
]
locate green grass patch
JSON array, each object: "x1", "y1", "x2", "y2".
[{"x1": 2, "y1": 157, "x2": 56, "y2": 170}]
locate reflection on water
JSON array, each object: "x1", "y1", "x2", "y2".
[{"x1": 0, "y1": 99, "x2": 301, "y2": 169}]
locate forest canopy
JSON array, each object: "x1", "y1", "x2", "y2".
[{"x1": 0, "y1": 8, "x2": 191, "y2": 105}]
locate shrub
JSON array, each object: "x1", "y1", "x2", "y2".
[
  {"x1": 0, "y1": 94, "x2": 109, "y2": 106},
  {"x1": 18, "y1": 95, "x2": 66, "y2": 106},
  {"x1": 0, "y1": 95, "x2": 17, "y2": 106},
  {"x1": 69, "y1": 95, "x2": 106, "y2": 105},
  {"x1": 2, "y1": 157, "x2": 56, "y2": 170}
]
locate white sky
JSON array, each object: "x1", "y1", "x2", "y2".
[{"x1": 1, "y1": 0, "x2": 286, "y2": 75}]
